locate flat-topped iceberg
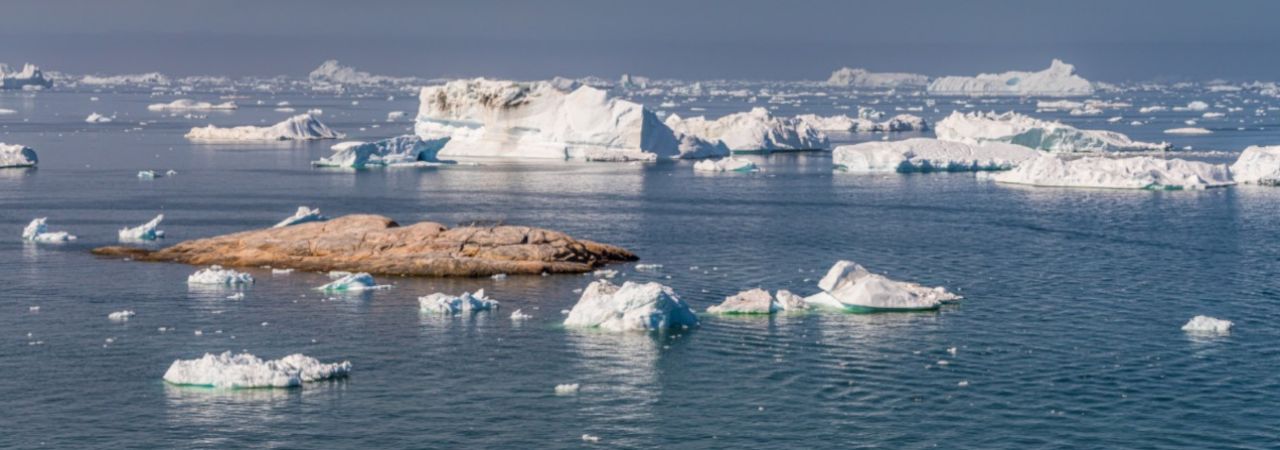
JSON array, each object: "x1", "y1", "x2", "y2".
[
  {"x1": 81, "y1": 72, "x2": 169, "y2": 86},
  {"x1": 693, "y1": 156, "x2": 759, "y2": 173},
  {"x1": 147, "y1": 99, "x2": 237, "y2": 111},
  {"x1": 185, "y1": 114, "x2": 343, "y2": 142},
  {"x1": 825, "y1": 67, "x2": 929, "y2": 89},
  {"x1": 187, "y1": 266, "x2": 254, "y2": 286},
  {"x1": 706, "y1": 288, "x2": 806, "y2": 314},
  {"x1": 927, "y1": 59, "x2": 1093, "y2": 96},
  {"x1": 983, "y1": 155, "x2": 1234, "y2": 190},
  {"x1": 1164, "y1": 127, "x2": 1212, "y2": 135},
  {"x1": 418, "y1": 290, "x2": 500, "y2": 314},
  {"x1": 317, "y1": 272, "x2": 388, "y2": 291},
  {"x1": 797, "y1": 114, "x2": 928, "y2": 133},
  {"x1": 834, "y1": 138, "x2": 1040, "y2": 173},
  {"x1": 415, "y1": 78, "x2": 716, "y2": 161},
  {"x1": 1181, "y1": 315, "x2": 1233, "y2": 334},
  {"x1": 118, "y1": 214, "x2": 165, "y2": 241},
  {"x1": 0, "y1": 63, "x2": 52, "y2": 90},
  {"x1": 312, "y1": 136, "x2": 451, "y2": 169},
  {"x1": 22, "y1": 218, "x2": 76, "y2": 242},
  {"x1": 564, "y1": 280, "x2": 699, "y2": 332},
  {"x1": 273, "y1": 206, "x2": 327, "y2": 228},
  {"x1": 935, "y1": 111, "x2": 1168, "y2": 152},
  {"x1": 804, "y1": 260, "x2": 960, "y2": 312},
  {"x1": 665, "y1": 107, "x2": 828, "y2": 152},
  {"x1": 163, "y1": 351, "x2": 351, "y2": 388},
  {"x1": 0, "y1": 143, "x2": 38, "y2": 168},
  {"x1": 1230, "y1": 145, "x2": 1280, "y2": 185}
]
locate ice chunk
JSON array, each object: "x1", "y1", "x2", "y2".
[
  {"x1": 0, "y1": 63, "x2": 53, "y2": 90},
  {"x1": 1230, "y1": 145, "x2": 1280, "y2": 185},
  {"x1": 706, "y1": 288, "x2": 806, "y2": 314},
  {"x1": 187, "y1": 266, "x2": 254, "y2": 286},
  {"x1": 803, "y1": 260, "x2": 959, "y2": 312},
  {"x1": 983, "y1": 155, "x2": 1233, "y2": 190},
  {"x1": 1163, "y1": 127, "x2": 1212, "y2": 135},
  {"x1": 665, "y1": 108, "x2": 828, "y2": 152},
  {"x1": 825, "y1": 67, "x2": 929, "y2": 89},
  {"x1": 510, "y1": 309, "x2": 532, "y2": 320},
  {"x1": 185, "y1": 114, "x2": 343, "y2": 141},
  {"x1": 693, "y1": 156, "x2": 759, "y2": 173},
  {"x1": 137, "y1": 170, "x2": 161, "y2": 179},
  {"x1": 147, "y1": 99, "x2": 237, "y2": 111},
  {"x1": 833, "y1": 138, "x2": 1039, "y2": 173},
  {"x1": 927, "y1": 59, "x2": 1093, "y2": 96},
  {"x1": 22, "y1": 218, "x2": 76, "y2": 242},
  {"x1": 312, "y1": 135, "x2": 451, "y2": 169},
  {"x1": 796, "y1": 114, "x2": 928, "y2": 132},
  {"x1": 108, "y1": 310, "x2": 136, "y2": 321},
  {"x1": 118, "y1": 214, "x2": 165, "y2": 241},
  {"x1": 272, "y1": 206, "x2": 328, "y2": 228},
  {"x1": 934, "y1": 111, "x2": 1168, "y2": 152},
  {"x1": 316, "y1": 272, "x2": 388, "y2": 291},
  {"x1": 162, "y1": 351, "x2": 351, "y2": 388},
  {"x1": 418, "y1": 290, "x2": 500, "y2": 314},
  {"x1": 555, "y1": 383, "x2": 580, "y2": 394},
  {"x1": 85, "y1": 112, "x2": 113, "y2": 123},
  {"x1": 0, "y1": 143, "x2": 38, "y2": 168},
  {"x1": 1184, "y1": 101, "x2": 1210, "y2": 111},
  {"x1": 1181, "y1": 315, "x2": 1232, "y2": 334},
  {"x1": 563, "y1": 280, "x2": 699, "y2": 331}
]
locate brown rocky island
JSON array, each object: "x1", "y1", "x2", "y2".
[{"x1": 92, "y1": 214, "x2": 636, "y2": 277}]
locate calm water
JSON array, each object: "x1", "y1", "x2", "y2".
[{"x1": 3, "y1": 86, "x2": 1279, "y2": 449}]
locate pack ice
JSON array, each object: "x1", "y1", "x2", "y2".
[
  {"x1": 927, "y1": 59, "x2": 1093, "y2": 96},
  {"x1": 163, "y1": 351, "x2": 351, "y2": 388},
  {"x1": 825, "y1": 67, "x2": 930, "y2": 89},
  {"x1": 185, "y1": 114, "x2": 343, "y2": 141},
  {"x1": 1230, "y1": 145, "x2": 1280, "y2": 185},
  {"x1": 147, "y1": 99, "x2": 237, "y2": 111},
  {"x1": 273, "y1": 206, "x2": 328, "y2": 228},
  {"x1": 563, "y1": 280, "x2": 699, "y2": 331},
  {"x1": 313, "y1": 136, "x2": 451, "y2": 169},
  {"x1": 0, "y1": 63, "x2": 52, "y2": 90},
  {"x1": 706, "y1": 288, "x2": 807, "y2": 314},
  {"x1": 22, "y1": 218, "x2": 76, "y2": 242},
  {"x1": 934, "y1": 111, "x2": 1168, "y2": 152},
  {"x1": 118, "y1": 214, "x2": 165, "y2": 241},
  {"x1": 665, "y1": 107, "x2": 829, "y2": 152},
  {"x1": 833, "y1": 138, "x2": 1039, "y2": 173},
  {"x1": 803, "y1": 260, "x2": 960, "y2": 312},
  {"x1": 0, "y1": 143, "x2": 38, "y2": 168},
  {"x1": 419, "y1": 290, "x2": 500, "y2": 314},
  {"x1": 983, "y1": 155, "x2": 1234, "y2": 190}
]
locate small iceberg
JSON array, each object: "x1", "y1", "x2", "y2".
[
  {"x1": 796, "y1": 113, "x2": 929, "y2": 133},
  {"x1": 833, "y1": 138, "x2": 1039, "y2": 173},
  {"x1": 108, "y1": 310, "x2": 136, "y2": 321},
  {"x1": 118, "y1": 214, "x2": 165, "y2": 242},
  {"x1": 0, "y1": 143, "x2": 38, "y2": 168},
  {"x1": 1164, "y1": 127, "x2": 1212, "y2": 135},
  {"x1": 418, "y1": 290, "x2": 499, "y2": 314},
  {"x1": 187, "y1": 266, "x2": 254, "y2": 286},
  {"x1": 983, "y1": 155, "x2": 1234, "y2": 190},
  {"x1": 706, "y1": 288, "x2": 807, "y2": 315},
  {"x1": 563, "y1": 280, "x2": 699, "y2": 332},
  {"x1": 665, "y1": 107, "x2": 828, "y2": 152},
  {"x1": 1182, "y1": 315, "x2": 1232, "y2": 334},
  {"x1": 162, "y1": 351, "x2": 351, "y2": 388},
  {"x1": 316, "y1": 272, "x2": 388, "y2": 291},
  {"x1": 185, "y1": 114, "x2": 343, "y2": 142},
  {"x1": 1230, "y1": 145, "x2": 1280, "y2": 185},
  {"x1": 311, "y1": 135, "x2": 451, "y2": 169},
  {"x1": 22, "y1": 218, "x2": 76, "y2": 242},
  {"x1": 927, "y1": 59, "x2": 1093, "y2": 96},
  {"x1": 693, "y1": 157, "x2": 759, "y2": 173},
  {"x1": 273, "y1": 206, "x2": 328, "y2": 228},
  {"x1": 147, "y1": 99, "x2": 237, "y2": 111},
  {"x1": 934, "y1": 111, "x2": 1168, "y2": 152},
  {"x1": 85, "y1": 112, "x2": 113, "y2": 123},
  {"x1": 803, "y1": 260, "x2": 960, "y2": 312}
]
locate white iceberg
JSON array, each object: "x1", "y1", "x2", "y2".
[
  {"x1": 0, "y1": 143, "x2": 38, "y2": 168},
  {"x1": 1164, "y1": 127, "x2": 1212, "y2": 135},
  {"x1": 118, "y1": 214, "x2": 165, "y2": 241},
  {"x1": 927, "y1": 59, "x2": 1093, "y2": 96},
  {"x1": 108, "y1": 310, "x2": 136, "y2": 321},
  {"x1": 308, "y1": 60, "x2": 413, "y2": 86},
  {"x1": 833, "y1": 138, "x2": 1040, "y2": 173},
  {"x1": 706, "y1": 288, "x2": 807, "y2": 314},
  {"x1": 85, "y1": 112, "x2": 113, "y2": 123},
  {"x1": 984, "y1": 155, "x2": 1234, "y2": 190},
  {"x1": 563, "y1": 280, "x2": 699, "y2": 332},
  {"x1": 273, "y1": 206, "x2": 328, "y2": 228},
  {"x1": 418, "y1": 290, "x2": 500, "y2": 314},
  {"x1": 316, "y1": 272, "x2": 387, "y2": 291},
  {"x1": 147, "y1": 99, "x2": 237, "y2": 111},
  {"x1": 22, "y1": 218, "x2": 76, "y2": 242},
  {"x1": 803, "y1": 260, "x2": 960, "y2": 312},
  {"x1": 825, "y1": 67, "x2": 929, "y2": 89},
  {"x1": 185, "y1": 114, "x2": 343, "y2": 142},
  {"x1": 81, "y1": 72, "x2": 169, "y2": 86},
  {"x1": 0, "y1": 63, "x2": 52, "y2": 90},
  {"x1": 796, "y1": 113, "x2": 928, "y2": 133},
  {"x1": 163, "y1": 351, "x2": 351, "y2": 388},
  {"x1": 934, "y1": 111, "x2": 1168, "y2": 152},
  {"x1": 665, "y1": 108, "x2": 828, "y2": 152},
  {"x1": 312, "y1": 136, "x2": 451, "y2": 169},
  {"x1": 1181, "y1": 315, "x2": 1232, "y2": 334},
  {"x1": 187, "y1": 266, "x2": 254, "y2": 286},
  {"x1": 693, "y1": 156, "x2": 759, "y2": 173},
  {"x1": 1230, "y1": 145, "x2": 1280, "y2": 185}
]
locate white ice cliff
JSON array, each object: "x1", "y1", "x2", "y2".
[{"x1": 1230, "y1": 145, "x2": 1280, "y2": 185}]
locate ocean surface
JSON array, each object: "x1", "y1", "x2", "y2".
[{"x1": 3, "y1": 84, "x2": 1278, "y2": 449}]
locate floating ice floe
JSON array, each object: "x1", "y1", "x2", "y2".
[
  {"x1": 563, "y1": 280, "x2": 699, "y2": 332},
  {"x1": 162, "y1": 351, "x2": 351, "y2": 388},
  {"x1": 1163, "y1": 127, "x2": 1212, "y2": 135},
  {"x1": 555, "y1": 383, "x2": 580, "y2": 394},
  {"x1": 1230, "y1": 145, "x2": 1280, "y2": 185},
  {"x1": 85, "y1": 112, "x2": 113, "y2": 123},
  {"x1": 934, "y1": 111, "x2": 1168, "y2": 152},
  {"x1": 147, "y1": 99, "x2": 237, "y2": 111},
  {"x1": 825, "y1": 67, "x2": 929, "y2": 89},
  {"x1": 796, "y1": 113, "x2": 928, "y2": 133},
  {"x1": 927, "y1": 59, "x2": 1093, "y2": 96},
  {"x1": 0, "y1": 63, "x2": 52, "y2": 90},
  {"x1": 1181, "y1": 315, "x2": 1232, "y2": 334},
  {"x1": 803, "y1": 260, "x2": 960, "y2": 312},
  {"x1": 312, "y1": 135, "x2": 451, "y2": 169},
  {"x1": 22, "y1": 218, "x2": 76, "y2": 242},
  {"x1": 665, "y1": 107, "x2": 828, "y2": 152},
  {"x1": 108, "y1": 310, "x2": 136, "y2": 321},
  {"x1": 510, "y1": 309, "x2": 532, "y2": 320},
  {"x1": 185, "y1": 114, "x2": 343, "y2": 141},
  {"x1": 187, "y1": 266, "x2": 254, "y2": 286},
  {"x1": 693, "y1": 156, "x2": 759, "y2": 173},
  {"x1": 833, "y1": 138, "x2": 1039, "y2": 173},
  {"x1": 418, "y1": 290, "x2": 500, "y2": 314},
  {"x1": 0, "y1": 143, "x2": 38, "y2": 168},
  {"x1": 706, "y1": 288, "x2": 807, "y2": 314},
  {"x1": 273, "y1": 206, "x2": 328, "y2": 228},
  {"x1": 316, "y1": 272, "x2": 388, "y2": 291},
  {"x1": 982, "y1": 155, "x2": 1234, "y2": 190},
  {"x1": 118, "y1": 214, "x2": 165, "y2": 241}
]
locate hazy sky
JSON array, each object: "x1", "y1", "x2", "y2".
[{"x1": 2, "y1": 0, "x2": 1278, "y2": 81}]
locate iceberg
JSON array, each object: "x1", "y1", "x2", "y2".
[
  {"x1": 187, "y1": 266, "x2": 254, "y2": 286},
  {"x1": 85, "y1": 112, "x2": 113, "y2": 123},
  {"x1": 796, "y1": 113, "x2": 928, "y2": 133},
  {"x1": 0, "y1": 143, "x2": 38, "y2": 168},
  {"x1": 185, "y1": 114, "x2": 343, "y2": 142},
  {"x1": 983, "y1": 155, "x2": 1234, "y2": 190},
  {"x1": 308, "y1": 60, "x2": 414, "y2": 86},
  {"x1": 273, "y1": 206, "x2": 328, "y2": 228},
  {"x1": 0, "y1": 63, "x2": 52, "y2": 90},
  {"x1": 803, "y1": 260, "x2": 960, "y2": 312},
  {"x1": 118, "y1": 214, "x2": 165, "y2": 242},
  {"x1": 825, "y1": 67, "x2": 929, "y2": 89},
  {"x1": 833, "y1": 138, "x2": 1039, "y2": 173},
  {"x1": 418, "y1": 290, "x2": 500, "y2": 314},
  {"x1": 147, "y1": 99, "x2": 237, "y2": 111},
  {"x1": 163, "y1": 351, "x2": 351, "y2": 388},
  {"x1": 312, "y1": 136, "x2": 451, "y2": 169},
  {"x1": 108, "y1": 310, "x2": 136, "y2": 321},
  {"x1": 665, "y1": 107, "x2": 829, "y2": 152},
  {"x1": 563, "y1": 280, "x2": 699, "y2": 332},
  {"x1": 927, "y1": 59, "x2": 1093, "y2": 96},
  {"x1": 935, "y1": 111, "x2": 1168, "y2": 152},
  {"x1": 1230, "y1": 145, "x2": 1280, "y2": 185},
  {"x1": 706, "y1": 288, "x2": 807, "y2": 314},
  {"x1": 81, "y1": 73, "x2": 169, "y2": 86},
  {"x1": 22, "y1": 218, "x2": 76, "y2": 242},
  {"x1": 316, "y1": 272, "x2": 388, "y2": 291},
  {"x1": 1164, "y1": 127, "x2": 1212, "y2": 135},
  {"x1": 693, "y1": 156, "x2": 759, "y2": 173},
  {"x1": 1181, "y1": 315, "x2": 1232, "y2": 334}
]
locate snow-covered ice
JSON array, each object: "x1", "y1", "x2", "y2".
[
  {"x1": 934, "y1": 111, "x2": 1168, "y2": 152},
  {"x1": 693, "y1": 156, "x2": 759, "y2": 173},
  {"x1": 273, "y1": 206, "x2": 328, "y2": 228},
  {"x1": 418, "y1": 290, "x2": 500, "y2": 314},
  {"x1": 1230, "y1": 145, "x2": 1280, "y2": 185},
  {"x1": 665, "y1": 107, "x2": 828, "y2": 152},
  {"x1": 563, "y1": 280, "x2": 699, "y2": 331},
  {"x1": 317, "y1": 272, "x2": 388, "y2": 291},
  {"x1": 1181, "y1": 315, "x2": 1232, "y2": 334},
  {"x1": 927, "y1": 59, "x2": 1093, "y2": 96},
  {"x1": 833, "y1": 138, "x2": 1039, "y2": 173},
  {"x1": 803, "y1": 260, "x2": 960, "y2": 312},
  {"x1": 118, "y1": 214, "x2": 165, "y2": 241},
  {"x1": 22, "y1": 218, "x2": 76, "y2": 242},
  {"x1": 185, "y1": 114, "x2": 343, "y2": 141},
  {"x1": 983, "y1": 155, "x2": 1234, "y2": 190},
  {"x1": 312, "y1": 136, "x2": 451, "y2": 169},
  {"x1": 187, "y1": 266, "x2": 254, "y2": 286},
  {"x1": 147, "y1": 99, "x2": 237, "y2": 111},
  {"x1": 0, "y1": 143, "x2": 38, "y2": 168},
  {"x1": 825, "y1": 67, "x2": 929, "y2": 89},
  {"x1": 162, "y1": 351, "x2": 351, "y2": 388}
]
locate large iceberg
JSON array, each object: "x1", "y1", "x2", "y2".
[
  {"x1": 163, "y1": 351, "x2": 351, "y2": 388},
  {"x1": 312, "y1": 136, "x2": 451, "y2": 169},
  {"x1": 418, "y1": 290, "x2": 500, "y2": 314},
  {"x1": 825, "y1": 67, "x2": 929, "y2": 89},
  {"x1": 118, "y1": 214, "x2": 165, "y2": 242},
  {"x1": 934, "y1": 111, "x2": 1169, "y2": 152},
  {"x1": 927, "y1": 59, "x2": 1093, "y2": 96},
  {"x1": 796, "y1": 114, "x2": 928, "y2": 133},
  {"x1": 0, "y1": 143, "x2": 38, "y2": 168},
  {"x1": 706, "y1": 288, "x2": 807, "y2": 314},
  {"x1": 147, "y1": 99, "x2": 237, "y2": 111},
  {"x1": 833, "y1": 138, "x2": 1039, "y2": 173},
  {"x1": 803, "y1": 260, "x2": 960, "y2": 312},
  {"x1": 1230, "y1": 145, "x2": 1280, "y2": 185},
  {"x1": 185, "y1": 114, "x2": 343, "y2": 142},
  {"x1": 273, "y1": 206, "x2": 328, "y2": 228},
  {"x1": 0, "y1": 63, "x2": 52, "y2": 90},
  {"x1": 664, "y1": 107, "x2": 829, "y2": 152},
  {"x1": 563, "y1": 280, "x2": 699, "y2": 332},
  {"x1": 984, "y1": 155, "x2": 1234, "y2": 190},
  {"x1": 22, "y1": 218, "x2": 76, "y2": 242},
  {"x1": 415, "y1": 78, "x2": 718, "y2": 161}
]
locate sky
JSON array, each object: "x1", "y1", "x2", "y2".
[{"x1": 2, "y1": 0, "x2": 1278, "y2": 82}]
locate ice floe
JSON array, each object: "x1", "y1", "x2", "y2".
[
  {"x1": 1181, "y1": 315, "x2": 1232, "y2": 334},
  {"x1": 147, "y1": 99, "x2": 237, "y2": 111},
  {"x1": 0, "y1": 63, "x2": 52, "y2": 90},
  {"x1": 833, "y1": 138, "x2": 1039, "y2": 173},
  {"x1": 1230, "y1": 145, "x2": 1280, "y2": 185},
  {"x1": 273, "y1": 206, "x2": 328, "y2": 228},
  {"x1": 665, "y1": 107, "x2": 828, "y2": 152},
  {"x1": 706, "y1": 288, "x2": 807, "y2": 314},
  {"x1": 934, "y1": 111, "x2": 1168, "y2": 152},
  {"x1": 22, "y1": 218, "x2": 76, "y2": 242},
  {"x1": 312, "y1": 136, "x2": 451, "y2": 169},
  {"x1": 563, "y1": 280, "x2": 699, "y2": 332},
  {"x1": 118, "y1": 214, "x2": 165, "y2": 242},
  {"x1": 316, "y1": 272, "x2": 388, "y2": 291},
  {"x1": 825, "y1": 67, "x2": 929, "y2": 89},
  {"x1": 185, "y1": 114, "x2": 343, "y2": 142},
  {"x1": 693, "y1": 156, "x2": 759, "y2": 173},
  {"x1": 187, "y1": 266, "x2": 254, "y2": 286},
  {"x1": 1163, "y1": 127, "x2": 1212, "y2": 135},
  {"x1": 927, "y1": 59, "x2": 1093, "y2": 96},
  {"x1": 162, "y1": 351, "x2": 351, "y2": 388},
  {"x1": 983, "y1": 155, "x2": 1234, "y2": 190},
  {"x1": 0, "y1": 143, "x2": 38, "y2": 168},
  {"x1": 803, "y1": 260, "x2": 960, "y2": 312},
  {"x1": 108, "y1": 310, "x2": 136, "y2": 321},
  {"x1": 418, "y1": 290, "x2": 500, "y2": 314}
]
